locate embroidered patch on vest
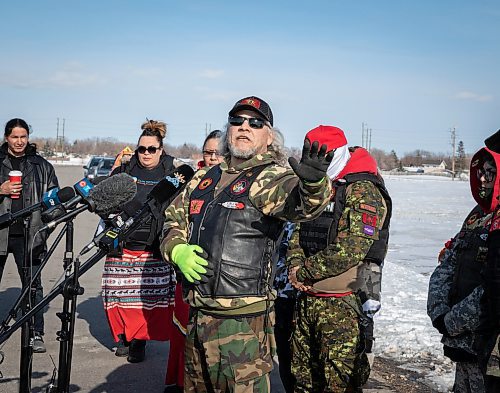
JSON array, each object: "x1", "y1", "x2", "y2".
[
  {"x1": 221, "y1": 201, "x2": 245, "y2": 210},
  {"x1": 231, "y1": 179, "x2": 248, "y2": 195},
  {"x1": 359, "y1": 203, "x2": 377, "y2": 214},
  {"x1": 491, "y1": 217, "x2": 500, "y2": 232},
  {"x1": 467, "y1": 213, "x2": 478, "y2": 226},
  {"x1": 363, "y1": 225, "x2": 375, "y2": 236},
  {"x1": 190, "y1": 199, "x2": 205, "y2": 214},
  {"x1": 362, "y1": 213, "x2": 377, "y2": 227},
  {"x1": 198, "y1": 178, "x2": 213, "y2": 190}
]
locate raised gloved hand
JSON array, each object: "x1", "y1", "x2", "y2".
[
  {"x1": 171, "y1": 244, "x2": 213, "y2": 284},
  {"x1": 288, "y1": 139, "x2": 335, "y2": 183}
]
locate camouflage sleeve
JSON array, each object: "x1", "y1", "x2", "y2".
[
  {"x1": 160, "y1": 168, "x2": 209, "y2": 262},
  {"x1": 427, "y1": 240, "x2": 458, "y2": 321},
  {"x1": 295, "y1": 181, "x2": 386, "y2": 282},
  {"x1": 285, "y1": 222, "x2": 305, "y2": 269},
  {"x1": 444, "y1": 285, "x2": 484, "y2": 336},
  {"x1": 250, "y1": 165, "x2": 331, "y2": 222}
]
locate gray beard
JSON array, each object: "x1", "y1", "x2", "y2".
[{"x1": 228, "y1": 143, "x2": 258, "y2": 160}]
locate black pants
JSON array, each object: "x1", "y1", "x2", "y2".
[
  {"x1": 0, "y1": 235, "x2": 44, "y2": 334},
  {"x1": 275, "y1": 296, "x2": 296, "y2": 393}
]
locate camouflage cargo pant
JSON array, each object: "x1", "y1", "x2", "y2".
[
  {"x1": 454, "y1": 362, "x2": 486, "y2": 392},
  {"x1": 291, "y1": 294, "x2": 370, "y2": 393},
  {"x1": 184, "y1": 309, "x2": 276, "y2": 393}
]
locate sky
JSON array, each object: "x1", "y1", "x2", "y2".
[{"x1": 1, "y1": 0, "x2": 499, "y2": 156}]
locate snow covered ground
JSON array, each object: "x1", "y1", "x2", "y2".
[{"x1": 374, "y1": 174, "x2": 475, "y2": 392}]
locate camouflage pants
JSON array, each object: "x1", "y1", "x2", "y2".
[
  {"x1": 454, "y1": 362, "x2": 486, "y2": 393},
  {"x1": 184, "y1": 309, "x2": 276, "y2": 393},
  {"x1": 291, "y1": 294, "x2": 370, "y2": 393}
]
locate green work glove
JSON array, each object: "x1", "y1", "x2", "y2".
[
  {"x1": 289, "y1": 139, "x2": 335, "y2": 183},
  {"x1": 171, "y1": 244, "x2": 212, "y2": 284}
]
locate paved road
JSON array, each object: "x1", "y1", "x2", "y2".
[{"x1": 0, "y1": 165, "x2": 422, "y2": 392}]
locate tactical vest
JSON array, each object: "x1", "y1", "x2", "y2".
[
  {"x1": 449, "y1": 205, "x2": 491, "y2": 305},
  {"x1": 299, "y1": 172, "x2": 392, "y2": 265},
  {"x1": 187, "y1": 165, "x2": 285, "y2": 298}
]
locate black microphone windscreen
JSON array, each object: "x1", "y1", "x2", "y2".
[
  {"x1": 148, "y1": 164, "x2": 195, "y2": 205},
  {"x1": 89, "y1": 173, "x2": 137, "y2": 216},
  {"x1": 58, "y1": 187, "x2": 76, "y2": 203}
]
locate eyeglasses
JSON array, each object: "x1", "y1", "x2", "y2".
[
  {"x1": 136, "y1": 145, "x2": 161, "y2": 154},
  {"x1": 477, "y1": 167, "x2": 496, "y2": 182},
  {"x1": 202, "y1": 150, "x2": 222, "y2": 158},
  {"x1": 228, "y1": 116, "x2": 268, "y2": 129}
]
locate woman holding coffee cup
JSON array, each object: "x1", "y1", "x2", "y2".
[{"x1": 0, "y1": 118, "x2": 59, "y2": 353}]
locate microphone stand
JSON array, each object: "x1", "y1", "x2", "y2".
[
  {"x1": 19, "y1": 216, "x2": 33, "y2": 393},
  {"x1": 0, "y1": 225, "x2": 68, "y2": 335}
]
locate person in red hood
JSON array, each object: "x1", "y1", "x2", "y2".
[
  {"x1": 483, "y1": 130, "x2": 500, "y2": 391},
  {"x1": 428, "y1": 145, "x2": 500, "y2": 392},
  {"x1": 287, "y1": 125, "x2": 392, "y2": 393}
]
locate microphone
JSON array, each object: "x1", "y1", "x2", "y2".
[
  {"x1": 40, "y1": 174, "x2": 137, "y2": 231},
  {"x1": 0, "y1": 186, "x2": 75, "y2": 227},
  {"x1": 79, "y1": 165, "x2": 194, "y2": 255}
]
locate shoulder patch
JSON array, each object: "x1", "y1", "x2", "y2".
[{"x1": 359, "y1": 203, "x2": 377, "y2": 214}]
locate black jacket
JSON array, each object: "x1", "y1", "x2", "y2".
[{"x1": 0, "y1": 143, "x2": 59, "y2": 256}]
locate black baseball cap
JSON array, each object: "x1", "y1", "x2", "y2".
[{"x1": 228, "y1": 96, "x2": 273, "y2": 126}]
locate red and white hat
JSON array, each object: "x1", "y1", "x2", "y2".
[{"x1": 305, "y1": 125, "x2": 351, "y2": 180}]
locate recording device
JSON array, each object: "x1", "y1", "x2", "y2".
[
  {"x1": 63, "y1": 178, "x2": 94, "y2": 209},
  {"x1": 79, "y1": 165, "x2": 194, "y2": 255},
  {"x1": 0, "y1": 186, "x2": 75, "y2": 227},
  {"x1": 40, "y1": 174, "x2": 137, "y2": 231}
]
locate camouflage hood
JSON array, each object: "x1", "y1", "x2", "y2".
[{"x1": 470, "y1": 147, "x2": 500, "y2": 213}]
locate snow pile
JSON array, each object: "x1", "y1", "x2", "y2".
[{"x1": 374, "y1": 174, "x2": 475, "y2": 392}]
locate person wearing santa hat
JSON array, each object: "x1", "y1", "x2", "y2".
[{"x1": 287, "y1": 125, "x2": 392, "y2": 393}]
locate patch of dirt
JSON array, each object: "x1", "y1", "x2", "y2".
[{"x1": 365, "y1": 357, "x2": 441, "y2": 392}]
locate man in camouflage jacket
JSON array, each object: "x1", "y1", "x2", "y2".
[
  {"x1": 160, "y1": 96, "x2": 333, "y2": 393},
  {"x1": 287, "y1": 126, "x2": 392, "y2": 393},
  {"x1": 428, "y1": 144, "x2": 500, "y2": 392}
]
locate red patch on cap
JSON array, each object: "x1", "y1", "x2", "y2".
[
  {"x1": 240, "y1": 98, "x2": 261, "y2": 109},
  {"x1": 362, "y1": 213, "x2": 377, "y2": 227},
  {"x1": 190, "y1": 199, "x2": 204, "y2": 214}
]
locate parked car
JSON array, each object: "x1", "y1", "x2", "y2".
[
  {"x1": 89, "y1": 157, "x2": 115, "y2": 180},
  {"x1": 83, "y1": 156, "x2": 106, "y2": 179}
]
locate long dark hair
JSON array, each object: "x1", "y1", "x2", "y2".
[{"x1": 4, "y1": 118, "x2": 30, "y2": 137}]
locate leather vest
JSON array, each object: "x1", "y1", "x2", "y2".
[
  {"x1": 187, "y1": 165, "x2": 285, "y2": 298},
  {"x1": 450, "y1": 206, "x2": 491, "y2": 305},
  {"x1": 299, "y1": 173, "x2": 392, "y2": 265}
]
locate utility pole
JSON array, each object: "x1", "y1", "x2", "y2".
[
  {"x1": 56, "y1": 118, "x2": 60, "y2": 162},
  {"x1": 368, "y1": 128, "x2": 372, "y2": 152},
  {"x1": 362, "y1": 122, "x2": 366, "y2": 149},
  {"x1": 450, "y1": 127, "x2": 456, "y2": 181}
]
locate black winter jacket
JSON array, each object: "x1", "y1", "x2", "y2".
[{"x1": 0, "y1": 143, "x2": 59, "y2": 256}]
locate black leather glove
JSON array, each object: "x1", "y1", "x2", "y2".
[
  {"x1": 432, "y1": 314, "x2": 449, "y2": 336},
  {"x1": 288, "y1": 139, "x2": 335, "y2": 183}
]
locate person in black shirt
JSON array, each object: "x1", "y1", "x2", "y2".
[
  {"x1": 0, "y1": 118, "x2": 59, "y2": 353},
  {"x1": 101, "y1": 119, "x2": 178, "y2": 363}
]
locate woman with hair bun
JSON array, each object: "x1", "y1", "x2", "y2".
[{"x1": 101, "y1": 119, "x2": 178, "y2": 363}]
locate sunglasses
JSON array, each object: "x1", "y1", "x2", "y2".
[
  {"x1": 228, "y1": 116, "x2": 268, "y2": 129},
  {"x1": 477, "y1": 167, "x2": 496, "y2": 182},
  {"x1": 136, "y1": 145, "x2": 161, "y2": 154},
  {"x1": 202, "y1": 150, "x2": 222, "y2": 157}
]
